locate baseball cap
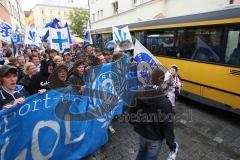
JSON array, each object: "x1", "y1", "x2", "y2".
[{"x1": 0, "y1": 65, "x2": 18, "y2": 77}]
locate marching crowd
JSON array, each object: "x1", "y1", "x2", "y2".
[
  {"x1": 0, "y1": 41, "x2": 121, "y2": 108},
  {"x1": 0, "y1": 40, "x2": 182, "y2": 160}
]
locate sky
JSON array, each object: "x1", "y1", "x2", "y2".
[{"x1": 21, "y1": 0, "x2": 88, "y2": 11}]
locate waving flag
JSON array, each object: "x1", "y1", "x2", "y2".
[
  {"x1": 64, "y1": 23, "x2": 72, "y2": 44},
  {"x1": 12, "y1": 27, "x2": 22, "y2": 45},
  {"x1": 36, "y1": 28, "x2": 49, "y2": 41},
  {"x1": 134, "y1": 39, "x2": 167, "y2": 86},
  {"x1": 84, "y1": 29, "x2": 93, "y2": 45},
  {"x1": 84, "y1": 54, "x2": 137, "y2": 118},
  {"x1": 24, "y1": 28, "x2": 42, "y2": 47},
  {"x1": 0, "y1": 20, "x2": 12, "y2": 43},
  {"x1": 49, "y1": 27, "x2": 70, "y2": 51},
  {"x1": 112, "y1": 26, "x2": 134, "y2": 51}
]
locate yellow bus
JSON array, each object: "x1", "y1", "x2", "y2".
[{"x1": 92, "y1": 7, "x2": 240, "y2": 114}]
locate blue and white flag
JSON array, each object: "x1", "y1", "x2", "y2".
[
  {"x1": 84, "y1": 54, "x2": 135, "y2": 118},
  {"x1": 24, "y1": 28, "x2": 42, "y2": 47},
  {"x1": 49, "y1": 27, "x2": 70, "y2": 51},
  {"x1": 84, "y1": 29, "x2": 93, "y2": 45},
  {"x1": 64, "y1": 23, "x2": 72, "y2": 44},
  {"x1": 36, "y1": 28, "x2": 49, "y2": 41},
  {"x1": 0, "y1": 20, "x2": 12, "y2": 43},
  {"x1": 112, "y1": 26, "x2": 134, "y2": 51},
  {"x1": 134, "y1": 39, "x2": 167, "y2": 85},
  {"x1": 12, "y1": 27, "x2": 22, "y2": 45}
]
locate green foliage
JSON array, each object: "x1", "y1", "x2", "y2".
[{"x1": 69, "y1": 8, "x2": 89, "y2": 35}]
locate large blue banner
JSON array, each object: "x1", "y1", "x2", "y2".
[
  {"x1": 0, "y1": 54, "x2": 136, "y2": 160},
  {"x1": 0, "y1": 90, "x2": 108, "y2": 160}
]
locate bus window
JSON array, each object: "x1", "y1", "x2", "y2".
[
  {"x1": 134, "y1": 31, "x2": 145, "y2": 44},
  {"x1": 225, "y1": 25, "x2": 240, "y2": 66},
  {"x1": 92, "y1": 34, "x2": 102, "y2": 49},
  {"x1": 177, "y1": 28, "x2": 222, "y2": 63},
  {"x1": 102, "y1": 33, "x2": 113, "y2": 47},
  {"x1": 146, "y1": 30, "x2": 175, "y2": 56}
]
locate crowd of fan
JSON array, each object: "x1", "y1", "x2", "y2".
[{"x1": 0, "y1": 41, "x2": 125, "y2": 109}]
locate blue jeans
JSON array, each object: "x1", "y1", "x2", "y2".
[{"x1": 135, "y1": 135, "x2": 163, "y2": 160}]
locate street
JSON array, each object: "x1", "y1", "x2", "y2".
[{"x1": 85, "y1": 97, "x2": 240, "y2": 160}]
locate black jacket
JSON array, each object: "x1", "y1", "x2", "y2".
[
  {"x1": 18, "y1": 75, "x2": 31, "y2": 93},
  {"x1": 28, "y1": 60, "x2": 52, "y2": 94},
  {"x1": 67, "y1": 74, "x2": 84, "y2": 90},
  {"x1": 129, "y1": 86, "x2": 174, "y2": 140}
]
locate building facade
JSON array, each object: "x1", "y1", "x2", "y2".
[
  {"x1": 89, "y1": 0, "x2": 240, "y2": 30},
  {"x1": 0, "y1": 0, "x2": 25, "y2": 30},
  {"x1": 0, "y1": 0, "x2": 11, "y2": 24},
  {"x1": 25, "y1": 0, "x2": 85, "y2": 28}
]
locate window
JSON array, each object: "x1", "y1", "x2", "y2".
[
  {"x1": 92, "y1": 13, "x2": 95, "y2": 22},
  {"x1": 92, "y1": 34, "x2": 102, "y2": 49},
  {"x1": 102, "y1": 33, "x2": 113, "y2": 47},
  {"x1": 100, "y1": 9, "x2": 103, "y2": 19},
  {"x1": 97, "y1": 11, "x2": 100, "y2": 20},
  {"x1": 42, "y1": 9, "x2": 45, "y2": 15},
  {"x1": 112, "y1": 1, "x2": 118, "y2": 15},
  {"x1": 134, "y1": 31, "x2": 145, "y2": 44},
  {"x1": 176, "y1": 27, "x2": 223, "y2": 62},
  {"x1": 229, "y1": 0, "x2": 234, "y2": 4},
  {"x1": 225, "y1": 25, "x2": 240, "y2": 66},
  {"x1": 50, "y1": 9, "x2": 53, "y2": 15},
  {"x1": 133, "y1": 0, "x2": 137, "y2": 6},
  {"x1": 146, "y1": 30, "x2": 175, "y2": 56}
]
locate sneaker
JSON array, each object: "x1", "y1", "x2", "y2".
[
  {"x1": 109, "y1": 125, "x2": 115, "y2": 134},
  {"x1": 167, "y1": 142, "x2": 179, "y2": 160}
]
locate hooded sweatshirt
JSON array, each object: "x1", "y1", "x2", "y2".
[
  {"x1": 28, "y1": 59, "x2": 52, "y2": 95},
  {"x1": 67, "y1": 61, "x2": 85, "y2": 91},
  {"x1": 129, "y1": 86, "x2": 174, "y2": 140},
  {"x1": 48, "y1": 64, "x2": 68, "y2": 89}
]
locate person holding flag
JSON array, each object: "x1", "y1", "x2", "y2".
[{"x1": 133, "y1": 39, "x2": 179, "y2": 160}]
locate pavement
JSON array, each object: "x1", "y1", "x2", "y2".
[{"x1": 85, "y1": 97, "x2": 240, "y2": 160}]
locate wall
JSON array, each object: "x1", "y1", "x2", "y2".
[{"x1": 90, "y1": 0, "x2": 235, "y2": 30}]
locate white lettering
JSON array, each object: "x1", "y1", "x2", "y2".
[
  {"x1": 19, "y1": 104, "x2": 31, "y2": 116},
  {"x1": 31, "y1": 121, "x2": 60, "y2": 160},
  {"x1": 14, "y1": 148, "x2": 27, "y2": 160},
  {"x1": 32, "y1": 99, "x2": 42, "y2": 112},
  {"x1": 64, "y1": 115, "x2": 85, "y2": 144},
  {"x1": 1, "y1": 138, "x2": 10, "y2": 160},
  {"x1": 43, "y1": 94, "x2": 51, "y2": 108}
]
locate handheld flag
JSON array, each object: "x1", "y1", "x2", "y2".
[
  {"x1": 64, "y1": 23, "x2": 72, "y2": 44},
  {"x1": 49, "y1": 27, "x2": 70, "y2": 51},
  {"x1": 112, "y1": 26, "x2": 134, "y2": 51},
  {"x1": 0, "y1": 20, "x2": 12, "y2": 43},
  {"x1": 84, "y1": 29, "x2": 93, "y2": 45},
  {"x1": 12, "y1": 27, "x2": 22, "y2": 45},
  {"x1": 134, "y1": 39, "x2": 167, "y2": 85},
  {"x1": 24, "y1": 28, "x2": 42, "y2": 47}
]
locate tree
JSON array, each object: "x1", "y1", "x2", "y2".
[{"x1": 69, "y1": 8, "x2": 89, "y2": 35}]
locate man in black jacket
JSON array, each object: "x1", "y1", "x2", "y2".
[
  {"x1": 28, "y1": 59, "x2": 53, "y2": 95},
  {"x1": 129, "y1": 67, "x2": 178, "y2": 160}
]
